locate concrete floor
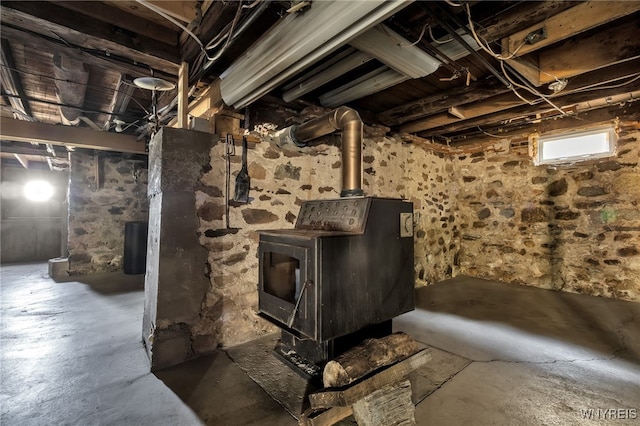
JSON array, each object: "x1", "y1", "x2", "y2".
[{"x1": 1, "y1": 263, "x2": 638, "y2": 425}]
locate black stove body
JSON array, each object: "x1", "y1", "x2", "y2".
[{"x1": 258, "y1": 197, "x2": 415, "y2": 375}]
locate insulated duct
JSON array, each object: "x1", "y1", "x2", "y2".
[
  {"x1": 219, "y1": 0, "x2": 412, "y2": 109},
  {"x1": 53, "y1": 54, "x2": 89, "y2": 126},
  {"x1": 275, "y1": 107, "x2": 364, "y2": 197}
]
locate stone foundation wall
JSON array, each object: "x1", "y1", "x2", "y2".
[
  {"x1": 191, "y1": 121, "x2": 639, "y2": 352},
  {"x1": 452, "y1": 127, "x2": 640, "y2": 302},
  {"x1": 68, "y1": 152, "x2": 148, "y2": 275},
  {"x1": 192, "y1": 134, "x2": 453, "y2": 351}
]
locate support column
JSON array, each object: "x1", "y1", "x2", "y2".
[{"x1": 143, "y1": 127, "x2": 215, "y2": 370}]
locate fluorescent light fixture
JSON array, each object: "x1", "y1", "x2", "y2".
[
  {"x1": 282, "y1": 50, "x2": 373, "y2": 102},
  {"x1": 532, "y1": 125, "x2": 617, "y2": 165},
  {"x1": 319, "y1": 66, "x2": 408, "y2": 107},
  {"x1": 349, "y1": 24, "x2": 441, "y2": 79},
  {"x1": 24, "y1": 180, "x2": 54, "y2": 202},
  {"x1": 219, "y1": 0, "x2": 412, "y2": 109},
  {"x1": 432, "y1": 31, "x2": 480, "y2": 62}
]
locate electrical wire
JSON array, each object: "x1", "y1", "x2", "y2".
[
  {"x1": 461, "y1": 3, "x2": 566, "y2": 115},
  {"x1": 563, "y1": 73, "x2": 640, "y2": 95},
  {"x1": 428, "y1": 25, "x2": 453, "y2": 44},
  {"x1": 500, "y1": 61, "x2": 567, "y2": 115},
  {"x1": 211, "y1": 1, "x2": 244, "y2": 55},
  {"x1": 465, "y1": 4, "x2": 525, "y2": 60},
  {"x1": 135, "y1": 0, "x2": 212, "y2": 60},
  {"x1": 464, "y1": 2, "x2": 566, "y2": 89},
  {"x1": 203, "y1": 0, "x2": 262, "y2": 51},
  {"x1": 406, "y1": 23, "x2": 428, "y2": 47},
  {"x1": 476, "y1": 126, "x2": 505, "y2": 138},
  {"x1": 444, "y1": 0, "x2": 464, "y2": 6}
]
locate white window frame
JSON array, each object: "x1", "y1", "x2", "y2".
[{"x1": 531, "y1": 125, "x2": 617, "y2": 166}]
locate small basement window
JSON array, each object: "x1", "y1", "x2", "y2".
[{"x1": 530, "y1": 125, "x2": 617, "y2": 165}]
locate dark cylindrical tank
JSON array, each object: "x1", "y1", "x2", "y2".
[{"x1": 123, "y1": 221, "x2": 148, "y2": 275}]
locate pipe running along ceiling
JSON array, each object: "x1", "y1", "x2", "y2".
[{"x1": 219, "y1": 0, "x2": 412, "y2": 109}]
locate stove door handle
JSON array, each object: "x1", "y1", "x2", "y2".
[{"x1": 287, "y1": 280, "x2": 312, "y2": 328}]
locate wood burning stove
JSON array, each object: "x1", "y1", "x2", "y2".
[{"x1": 258, "y1": 196, "x2": 414, "y2": 376}]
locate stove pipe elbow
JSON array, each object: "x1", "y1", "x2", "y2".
[{"x1": 275, "y1": 106, "x2": 363, "y2": 197}]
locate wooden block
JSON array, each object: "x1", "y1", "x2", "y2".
[
  {"x1": 309, "y1": 349, "x2": 431, "y2": 409},
  {"x1": 299, "y1": 406, "x2": 353, "y2": 426},
  {"x1": 352, "y1": 379, "x2": 415, "y2": 426},
  {"x1": 323, "y1": 332, "x2": 420, "y2": 388}
]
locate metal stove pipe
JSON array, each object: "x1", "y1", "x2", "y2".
[{"x1": 275, "y1": 106, "x2": 364, "y2": 197}]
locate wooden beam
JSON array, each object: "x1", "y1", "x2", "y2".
[
  {"x1": 480, "y1": 1, "x2": 580, "y2": 42},
  {"x1": 504, "y1": 18, "x2": 640, "y2": 87},
  {"x1": 0, "y1": 38, "x2": 33, "y2": 119},
  {"x1": 401, "y1": 92, "x2": 524, "y2": 134},
  {"x1": 420, "y1": 88, "x2": 640, "y2": 137},
  {"x1": 403, "y1": 58, "x2": 640, "y2": 134},
  {"x1": 13, "y1": 153, "x2": 28, "y2": 169},
  {"x1": 0, "y1": 24, "x2": 175, "y2": 80},
  {"x1": 502, "y1": 55, "x2": 541, "y2": 87},
  {"x1": 177, "y1": 62, "x2": 189, "y2": 129},
  {"x1": 168, "y1": 79, "x2": 224, "y2": 127},
  {"x1": 55, "y1": 1, "x2": 179, "y2": 46},
  {"x1": 0, "y1": 117, "x2": 146, "y2": 154},
  {"x1": 378, "y1": 77, "x2": 509, "y2": 127},
  {"x1": 146, "y1": 1, "x2": 198, "y2": 23},
  {"x1": 1, "y1": 2, "x2": 179, "y2": 75},
  {"x1": 502, "y1": 1, "x2": 640, "y2": 57},
  {"x1": 189, "y1": 80, "x2": 223, "y2": 118},
  {"x1": 537, "y1": 19, "x2": 640, "y2": 84},
  {"x1": 445, "y1": 102, "x2": 640, "y2": 147},
  {"x1": 0, "y1": 144, "x2": 65, "y2": 158}
]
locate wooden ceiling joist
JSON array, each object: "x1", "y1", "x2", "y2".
[
  {"x1": 502, "y1": 1, "x2": 640, "y2": 58},
  {"x1": 419, "y1": 88, "x2": 640, "y2": 137},
  {"x1": 536, "y1": 19, "x2": 640, "y2": 85},
  {"x1": 13, "y1": 153, "x2": 29, "y2": 169},
  {"x1": 1, "y1": 117, "x2": 147, "y2": 154},
  {"x1": 0, "y1": 38, "x2": 33, "y2": 120},
  {"x1": 504, "y1": 17, "x2": 640, "y2": 87},
  {"x1": 1, "y1": 2, "x2": 180, "y2": 75},
  {"x1": 145, "y1": 1, "x2": 199, "y2": 23},
  {"x1": 55, "y1": 1, "x2": 179, "y2": 46},
  {"x1": 0, "y1": 144, "x2": 66, "y2": 158},
  {"x1": 378, "y1": 78, "x2": 509, "y2": 127},
  {"x1": 403, "y1": 58, "x2": 640, "y2": 135}
]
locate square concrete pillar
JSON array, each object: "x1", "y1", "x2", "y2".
[{"x1": 143, "y1": 127, "x2": 215, "y2": 370}]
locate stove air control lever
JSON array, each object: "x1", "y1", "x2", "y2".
[{"x1": 287, "y1": 280, "x2": 313, "y2": 328}]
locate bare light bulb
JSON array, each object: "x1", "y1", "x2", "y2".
[{"x1": 24, "y1": 180, "x2": 54, "y2": 202}]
